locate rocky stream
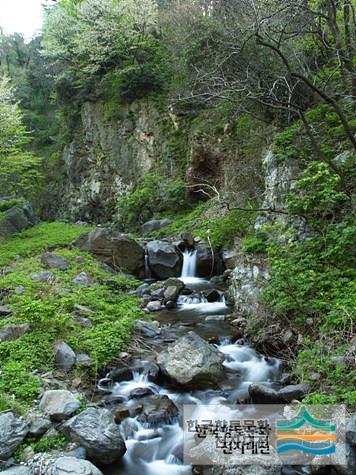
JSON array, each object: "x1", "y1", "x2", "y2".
[{"x1": 0, "y1": 229, "x2": 354, "y2": 475}]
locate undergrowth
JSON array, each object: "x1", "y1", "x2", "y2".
[{"x1": 0, "y1": 223, "x2": 143, "y2": 413}]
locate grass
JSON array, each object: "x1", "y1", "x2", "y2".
[
  {"x1": 0, "y1": 222, "x2": 143, "y2": 413},
  {"x1": 150, "y1": 201, "x2": 256, "y2": 249},
  {"x1": 0, "y1": 221, "x2": 94, "y2": 267}
]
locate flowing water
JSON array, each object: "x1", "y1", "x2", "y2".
[{"x1": 103, "y1": 249, "x2": 282, "y2": 475}]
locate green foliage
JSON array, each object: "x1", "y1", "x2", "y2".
[
  {"x1": 0, "y1": 222, "x2": 94, "y2": 266},
  {"x1": 242, "y1": 230, "x2": 269, "y2": 255},
  {"x1": 273, "y1": 104, "x2": 356, "y2": 165},
  {"x1": 286, "y1": 162, "x2": 349, "y2": 224},
  {"x1": 0, "y1": 198, "x2": 25, "y2": 212},
  {"x1": 15, "y1": 434, "x2": 67, "y2": 461},
  {"x1": 262, "y1": 135, "x2": 355, "y2": 404},
  {"x1": 41, "y1": 0, "x2": 160, "y2": 96},
  {"x1": 0, "y1": 223, "x2": 142, "y2": 411},
  {"x1": 151, "y1": 201, "x2": 256, "y2": 249},
  {"x1": 0, "y1": 76, "x2": 43, "y2": 198},
  {"x1": 293, "y1": 343, "x2": 356, "y2": 405},
  {"x1": 0, "y1": 361, "x2": 41, "y2": 405},
  {"x1": 117, "y1": 174, "x2": 190, "y2": 231}
]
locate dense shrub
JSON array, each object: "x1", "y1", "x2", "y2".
[{"x1": 117, "y1": 174, "x2": 189, "y2": 230}]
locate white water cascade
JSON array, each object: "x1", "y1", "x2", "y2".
[
  {"x1": 180, "y1": 249, "x2": 198, "y2": 282},
  {"x1": 104, "y1": 341, "x2": 281, "y2": 475}
]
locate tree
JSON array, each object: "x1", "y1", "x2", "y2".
[
  {"x1": 41, "y1": 0, "x2": 160, "y2": 94},
  {"x1": 0, "y1": 76, "x2": 42, "y2": 197}
]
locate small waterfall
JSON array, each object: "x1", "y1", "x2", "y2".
[
  {"x1": 180, "y1": 249, "x2": 197, "y2": 278},
  {"x1": 145, "y1": 251, "x2": 153, "y2": 279}
]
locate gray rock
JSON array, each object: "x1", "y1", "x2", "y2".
[
  {"x1": 76, "y1": 353, "x2": 92, "y2": 368},
  {"x1": 0, "y1": 468, "x2": 30, "y2": 475},
  {"x1": 196, "y1": 243, "x2": 216, "y2": 277},
  {"x1": 163, "y1": 285, "x2": 180, "y2": 302},
  {"x1": 66, "y1": 447, "x2": 87, "y2": 460},
  {"x1": 146, "y1": 301, "x2": 162, "y2": 312},
  {"x1": 41, "y1": 253, "x2": 69, "y2": 271},
  {"x1": 142, "y1": 219, "x2": 172, "y2": 234},
  {"x1": 0, "y1": 201, "x2": 37, "y2": 239},
  {"x1": 282, "y1": 329, "x2": 294, "y2": 344},
  {"x1": 55, "y1": 342, "x2": 76, "y2": 371},
  {"x1": 15, "y1": 285, "x2": 25, "y2": 294},
  {"x1": 164, "y1": 277, "x2": 185, "y2": 290},
  {"x1": 74, "y1": 228, "x2": 144, "y2": 277},
  {"x1": 150, "y1": 287, "x2": 165, "y2": 300},
  {"x1": 248, "y1": 383, "x2": 311, "y2": 403},
  {"x1": 180, "y1": 231, "x2": 195, "y2": 248},
  {"x1": 73, "y1": 304, "x2": 95, "y2": 315},
  {"x1": 157, "y1": 331, "x2": 225, "y2": 388},
  {"x1": 39, "y1": 390, "x2": 80, "y2": 421},
  {"x1": 28, "y1": 416, "x2": 52, "y2": 437},
  {"x1": 22, "y1": 446, "x2": 35, "y2": 462},
  {"x1": 135, "y1": 283, "x2": 150, "y2": 297},
  {"x1": 61, "y1": 407, "x2": 126, "y2": 465},
  {"x1": 137, "y1": 395, "x2": 178, "y2": 425},
  {"x1": 146, "y1": 240, "x2": 182, "y2": 280},
  {"x1": 129, "y1": 387, "x2": 155, "y2": 399},
  {"x1": 346, "y1": 414, "x2": 356, "y2": 447},
  {"x1": 0, "y1": 323, "x2": 30, "y2": 343},
  {"x1": 72, "y1": 317, "x2": 93, "y2": 328},
  {"x1": 31, "y1": 271, "x2": 55, "y2": 282},
  {"x1": 222, "y1": 248, "x2": 239, "y2": 269},
  {"x1": 0, "y1": 304, "x2": 12, "y2": 316},
  {"x1": 107, "y1": 367, "x2": 133, "y2": 382},
  {"x1": 0, "y1": 412, "x2": 29, "y2": 459},
  {"x1": 71, "y1": 272, "x2": 92, "y2": 287},
  {"x1": 135, "y1": 319, "x2": 161, "y2": 337},
  {"x1": 49, "y1": 456, "x2": 103, "y2": 475},
  {"x1": 278, "y1": 384, "x2": 311, "y2": 402},
  {"x1": 248, "y1": 383, "x2": 281, "y2": 404}
]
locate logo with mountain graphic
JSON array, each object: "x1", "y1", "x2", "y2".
[{"x1": 276, "y1": 406, "x2": 336, "y2": 456}]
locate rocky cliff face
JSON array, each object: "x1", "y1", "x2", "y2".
[
  {"x1": 58, "y1": 100, "x2": 171, "y2": 222},
  {"x1": 52, "y1": 98, "x2": 265, "y2": 223},
  {"x1": 228, "y1": 149, "x2": 302, "y2": 317}
]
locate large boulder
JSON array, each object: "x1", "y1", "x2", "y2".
[
  {"x1": 0, "y1": 199, "x2": 37, "y2": 239},
  {"x1": 196, "y1": 243, "x2": 224, "y2": 277},
  {"x1": 0, "y1": 412, "x2": 29, "y2": 460},
  {"x1": 61, "y1": 407, "x2": 126, "y2": 465},
  {"x1": 146, "y1": 240, "x2": 182, "y2": 280},
  {"x1": 74, "y1": 228, "x2": 144, "y2": 277},
  {"x1": 39, "y1": 390, "x2": 81, "y2": 421},
  {"x1": 157, "y1": 331, "x2": 225, "y2": 388}
]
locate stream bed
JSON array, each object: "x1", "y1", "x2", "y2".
[{"x1": 102, "y1": 251, "x2": 283, "y2": 475}]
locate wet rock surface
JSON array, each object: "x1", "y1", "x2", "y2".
[
  {"x1": 157, "y1": 331, "x2": 225, "y2": 388},
  {"x1": 137, "y1": 395, "x2": 179, "y2": 425},
  {"x1": 146, "y1": 240, "x2": 182, "y2": 279}
]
